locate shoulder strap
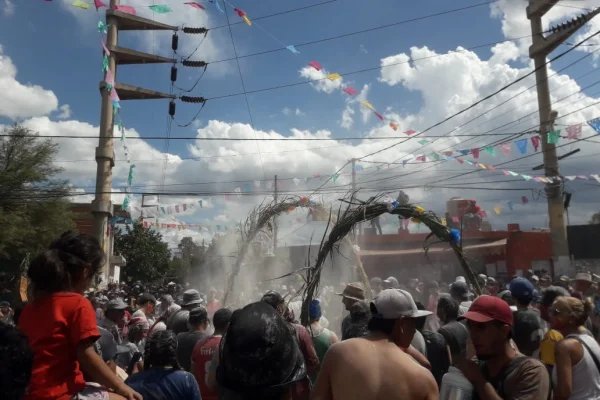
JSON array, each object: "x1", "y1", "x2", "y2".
[{"x1": 570, "y1": 335, "x2": 600, "y2": 375}]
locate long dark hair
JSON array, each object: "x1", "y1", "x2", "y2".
[
  {"x1": 27, "y1": 231, "x2": 105, "y2": 293},
  {"x1": 144, "y1": 330, "x2": 182, "y2": 370}
]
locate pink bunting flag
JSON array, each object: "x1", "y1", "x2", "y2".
[
  {"x1": 415, "y1": 155, "x2": 426, "y2": 162},
  {"x1": 443, "y1": 151, "x2": 453, "y2": 157},
  {"x1": 375, "y1": 112, "x2": 384, "y2": 121},
  {"x1": 234, "y1": 8, "x2": 246, "y2": 17},
  {"x1": 521, "y1": 196, "x2": 529, "y2": 204},
  {"x1": 343, "y1": 87, "x2": 357, "y2": 95},
  {"x1": 452, "y1": 216, "x2": 460, "y2": 223},
  {"x1": 104, "y1": 69, "x2": 115, "y2": 86},
  {"x1": 308, "y1": 61, "x2": 322, "y2": 71},
  {"x1": 114, "y1": 4, "x2": 136, "y2": 14},
  {"x1": 479, "y1": 210, "x2": 487, "y2": 218},
  {"x1": 94, "y1": 0, "x2": 107, "y2": 10},
  {"x1": 531, "y1": 136, "x2": 540, "y2": 151},
  {"x1": 471, "y1": 148, "x2": 480, "y2": 159},
  {"x1": 499, "y1": 143, "x2": 511, "y2": 156},
  {"x1": 566, "y1": 123, "x2": 582, "y2": 140},
  {"x1": 456, "y1": 158, "x2": 464, "y2": 164},
  {"x1": 404, "y1": 129, "x2": 416, "y2": 135},
  {"x1": 101, "y1": 38, "x2": 110, "y2": 56},
  {"x1": 110, "y1": 87, "x2": 120, "y2": 102},
  {"x1": 502, "y1": 169, "x2": 510, "y2": 176},
  {"x1": 184, "y1": 2, "x2": 205, "y2": 10}
]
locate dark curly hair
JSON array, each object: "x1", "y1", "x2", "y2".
[
  {"x1": 144, "y1": 330, "x2": 182, "y2": 370},
  {"x1": 27, "y1": 231, "x2": 105, "y2": 293},
  {"x1": 0, "y1": 322, "x2": 34, "y2": 400}
]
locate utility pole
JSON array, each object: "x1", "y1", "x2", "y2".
[
  {"x1": 91, "y1": 0, "x2": 179, "y2": 281},
  {"x1": 527, "y1": 1, "x2": 599, "y2": 276},
  {"x1": 351, "y1": 159, "x2": 357, "y2": 235},
  {"x1": 273, "y1": 174, "x2": 278, "y2": 251}
]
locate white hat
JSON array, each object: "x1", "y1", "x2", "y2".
[
  {"x1": 456, "y1": 276, "x2": 466, "y2": 283},
  {"x1": 371, "y1": 289, "x2": 432, "y2": 319}
]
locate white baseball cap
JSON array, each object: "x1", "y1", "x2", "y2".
[{"x1": 371, "y1": 289, "x2": 432, "y2": 319}]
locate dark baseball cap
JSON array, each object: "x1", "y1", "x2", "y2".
[
  {"x1": 459, "y1": 295, "x2": 514, "y2": 326},
  {"x1": 95, "y1": 327, "x2": 129, "y2": 362},
  {"x1": 509, "y1": 278, "x2": 534, "y2": 303},
  {"x1": 450, "y1": 281, "x2": 470, "y2": 300}
]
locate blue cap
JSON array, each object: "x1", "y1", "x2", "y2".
[
  {"x1": 309, "y1": 299, "x2": 322, "y2": 319},
  {"x1": 509, "y1": 278, "x2": 534, "y2": 303}
]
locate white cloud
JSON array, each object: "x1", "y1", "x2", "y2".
[
  {"x1": 360, "y1": 44, "x2": 368, "y2": 54},
  {"x1": 0, "y1": 45, "x2": 59, "y2": 120},
  {"x1": 299, "y1": 66, "x2": 343, "y2": 94},
  {"x1": 295, "y1": 108, "x2": 305, "y2": 116},
  {"x1": 338, "y1": 84, "x2": 371, "y2": 129},
  {"x1": 2, "y1": 0, "x2": 14, "y2": 16},
  {"x1": 340, "y1": 105, "x2": 355, "y2": 129},
  {"x1": 282, "y1": 107, "x2": 291, "y2": 116},
  {"x1": 56, "y1": 104, "x2": 72, "y2": 120}
]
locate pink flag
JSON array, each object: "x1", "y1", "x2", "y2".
[
  {"x1": 452, "y1": 216, "x2": 460, "y2": 223},
  {"x1": 184, "y1": 2, "x2": 205, "y2": 10},
  {"x1": 308, "y1": 61, "x2": 322, "y2": 71},
  {"x1": 94, "y1": 0, "x2": 107, "y2": 10},
  {"x1": 234, "y1": 8, "x2": 246, "y2": 17},
  {"x1": 110, "y1": 88, "x2": 120, "y2": 101},
  {"x1": 101, "y1": 38, "x2": 110, "y2": 56},
  {"x1": 499, "y1": 143, "x2": 511, "y2": 156},
  {"x1": 521, "y1": 196, "x2": 529, "y2": 204},
  {"x1": 566, "y1": 123, "x2": 582, "y2": 139},
  {"x1": 416, "y1": 155, "x2": 426, "y2": 162},
  {"x1": 478, "y1": 210, "x2": 487, "y2": 218},
  {"x1": 531, "y1": 136, "x2": 540, "y2": 151},
  {"x1": 471, "y1": 148, "x2": 480, "y2": 159},
  {"x1": 105, "y1": 69, "x2": 115, "y2": 86},
  {"x1": 443, "y1": 151, "x2": 453, "y2": 156},
  {"x1": 502, "y1": 169, "x2": 510, "y2": 176},
  {"x1": 404, "y1": 129, "x2": 416, "y2": 135},
  {"x1": 456, "y1": 158, "x2": 464, "y2": 164},
  {"x1": 343, "y1": 87, "x2": 357, "y2": 95},
  {"x1": 375, "y1": 112, "x2": 384, "y2": 121},
  {"x1": 114, "y1": 4, "x2": 136, "y2": 14}
]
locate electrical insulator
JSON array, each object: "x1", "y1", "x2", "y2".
[
  {"x1": 172, "y1": 32, "x2": 179, "y2": 51},
  {"x1": 171, "y1": 65, "x2": 178, "y2": 83},
  {"x1": 169, "y1": 100, "x2": 176, "y2": 117}
]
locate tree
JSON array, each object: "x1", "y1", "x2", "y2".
[
  {"x1": 0, "y1": 125, "x2": 74, "y2": 276},
  {"x1": 174, "y1": 236, "x2": 206, "y2": 281},
  {"x1": 114, "y1": 224, "x2": 172, "y2": 283}
]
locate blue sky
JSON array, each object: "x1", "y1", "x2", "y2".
[{"x1": 2, "y1": 0, "x2": 600, "y2": 246}]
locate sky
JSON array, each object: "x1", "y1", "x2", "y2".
[{"x1": 2, "y1": 0, "x2": 600, "y2": 248}]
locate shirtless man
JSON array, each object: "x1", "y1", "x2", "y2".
[{"x1": 311, "y1": 289, "x2": 439, "y2": 400}]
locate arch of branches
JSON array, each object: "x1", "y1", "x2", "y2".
[{"x1": 223, "y1": 194, "x2": 480, "y2": 325}]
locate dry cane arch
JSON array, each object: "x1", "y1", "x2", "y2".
[{"x1": 222, "y1": 193, "x2": 481, "y2": 325}]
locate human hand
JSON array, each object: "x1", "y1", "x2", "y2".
[
  {"x1": 116, "y1": 384, "x2": 143, "y2": 400},
  {"x1": 454, "y1": 352, "x2": 484, "y2": 384}
]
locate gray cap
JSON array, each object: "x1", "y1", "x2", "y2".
[
  {"x1": 106, "y1": 298, "x2": 128, "y2": 311},
  {"x1": 371, "y1": 289, "x2": 432, "y2": 319}
]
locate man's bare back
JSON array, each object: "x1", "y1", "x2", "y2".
[{"x1": 311, "y1": 335, "x2": 438, "y2": 400}]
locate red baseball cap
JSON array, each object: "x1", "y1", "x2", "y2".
[{"x1": 459, "y1": 295, "x2": 513, "y2": 326}]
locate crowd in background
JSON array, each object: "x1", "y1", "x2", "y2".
[{"x1": 2, "y1": 231, "x2": 600, "y2": 399}]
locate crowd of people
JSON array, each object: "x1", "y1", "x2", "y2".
[{"x1": 2, "y1": 230, "x2": 600, "y2": 399}]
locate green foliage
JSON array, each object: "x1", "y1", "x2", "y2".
[
  {"x1": 171, "y1": 236, "x2": 206, "y2": 281},
  {"x1": 114, "y1": 223, "x2": 172, "y2": 283},
  {"x1": 0, "y1": 125, "x2": 74, "y2": 274}
]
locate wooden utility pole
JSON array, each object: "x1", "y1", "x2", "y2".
[
  {"x1": 91, "y1": 0, "x2": 179, "y2": 281},
  {"x1": 527, "y1": 1, "x2": 600, "y2": 276}
]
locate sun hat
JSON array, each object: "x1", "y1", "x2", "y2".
[
  {"x1": 575, "y1": 272, "x2": 593, "y2": 283},
  {"x1": 217, "y1": 301, "x2": 307, "y2": 392},
  {"x1": 106, "y1": 298, "x2": 128, "y2": 311},
  {"x1": 336, "y1": 282, "x2": 366, "y2": 302},
  {"x1": 370, "y1": 289, "x2": 432, "y2": 319},
  {"x1": 181, "y1": 289, "x2": 203, "y2": 306},
  {"x1": 459, "y1": 295, "x2": 513, "y2": 326}
]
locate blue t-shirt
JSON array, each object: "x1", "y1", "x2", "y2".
[{"x1": 126, "y1": 368, "x2": 202, "y2": 400}]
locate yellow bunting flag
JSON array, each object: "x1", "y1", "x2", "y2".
[
  {"x1": 242, "y1": 15, "x2": 252, "y2": 26},
  {"x1": 389, "y1": 122, "x2": 398, "y2": 131},
  {"x1": 72, "y1": 0, "x2": 90, "y2": 9},
  {"x1": 326, "y1": 73, "x2": 341, "y2": 81},
  {"x1": 361, "y1": 101, "x2": 374, "y2": 110},
  {"x1": 479, "y1": 163, "x2": 487, "y2": 169},
  {"x1": 494, "y1": 207, "x2": 501, "y2": 215}
]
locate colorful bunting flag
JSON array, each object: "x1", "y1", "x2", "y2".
[
  {"x1": 361, "y1": 101, "x2": 374, "y2": 110},
  {"x1": 566, "y1": 123, "x2": 582, "y2": 139},
  {"x1": 375, "y1": 112, "x2": 384, "y2": 121},
  {"x1": 418, "y1": 139, "x2": 430, "y2": 145},
  {"x1": 389, "y1": 122, "x2": 399, "y2": 131},
  {"x1": 547, "y1": 130, "x2": 560, "y2": 144},
  {"x1": 94, "y1": 0, "x2": 107, "y2": 10},
  {"x1": 286, "y1": 45, "x2": 300, "y2": 54},
  {"x1": 416, "y1": 155, "x2": 426, "y2": 162},
  {"x1": 515, "y1": 138, "x2": 528, "y2": 154},
  {"x1": 308, "y1": 61, "x2": 322, "y2": 71},
  {"x1": 494, "y1": 207, "x2": 501, "y2": 215},
  {"x1": 484, "y1": 146, "x2": 496, "y2": 156},
  {"x1": 72, "y1": 0, "x2": 90, "y2": 9},
  {"x1": 507, "y1": 201, "x2": 514, "y2": 211},
  {"x1": 499, "y1": 143, "x2": 511, "y2": 156},
  {"x1": 531, "y1": 136, "x2": 540, "y2": 151},
  {"x1": 184, "y1": 2, "x2": 205, "y2": 10},
  {"x1": 471, "y1": 148, "x2": 480, "y2": 159},
  {"x1": 404, "y1": 129, "x2": 416, "y2": 135},
  {"x1": 343, "y1": 87, "x2": 357, "y2": 95},
  {"x1": 114, "y1": 4, "x2": 136, "y2": 14},
  {"x1": 332, "y1": 173, "x2": 339, "y2": 182},
  {"x1": 452, "y1": 216, "x2": 460, "y2": 223},
  {"x1": 588, "y1": 117, "x2": 600, "y2": 134},
  {"x1": 326, "y1": 73, "x2": 341, "y2": 81},
  {"x1": 521, "y1": 196, "x2": 529, "y2": 204},
  {"x1": 149, "y1": 4, "x2": 173, "y2": 13}
]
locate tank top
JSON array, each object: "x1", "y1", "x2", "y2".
[
  {"x1": 552, "y1": 334, "x2": 600, "y2": 400},
  {"x1": 310, "y1": 326, "x2": 333, "y2": 382}
]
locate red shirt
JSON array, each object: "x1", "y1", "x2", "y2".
[
  {"x1": 191, "y1": 335, "x2": 222, "y2": 400},
  {"x1": 19, "y1": 292, "x2": 100, "y2": 400},
  {"x1": 206, "y1": 300, "x2": 222, "y2": 319}
]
